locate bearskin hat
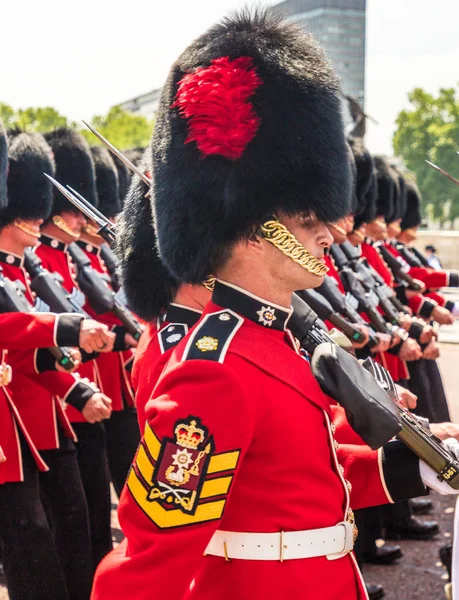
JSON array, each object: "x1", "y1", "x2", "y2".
[
  {"x1": 1, "y1": 130, "x2": 55, "y2": 228},
  {"x1": 346, "y1": 141, "x2": 358, "y2": 215},
  {"x1": 111, "y1": 154, "x2": 130, "y2": 208},
  {"x1": 0, "y1": 121, "x2": 7, "y2": 210},
  {"x1": 44, "y1": 128, "x2": 97, "y2": 216},
  {"x1": 116, "y1": 149, "x2": 178, "y2": 321},
  {"x1": 373, "y1": 156, "x2": 395, "y2": 222},
  {"x1": 401, "y1": 178, "x2": 422, "y2": 230},
  {"x1": 91, "y1": 146, "x2": 121, "y2": 219},
  {"x1": 348, "y1": 137, "x2": 373, "y2": 215},
  {"x1": 390, "y1": 166, "x2": 407, "y2": 221},
  {"x1": 151, "y1": 9, "x2": 352, "y2": 283}
]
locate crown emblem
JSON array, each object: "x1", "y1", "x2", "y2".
[{"x1": 174, "y1": 419, "x2": 205, "y2": 449}]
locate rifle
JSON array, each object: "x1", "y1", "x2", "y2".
[
  {"x1": 67, "y1": 243, "x2": 142, "y2": 341},
  {"x1": 290, "y1": 292, "x2": 459, "y2": 488},
  {"x1": 338, "y1": 242, "x2": 407, "y2": 322},
  {"x1": 100, "y1": 245, "x2": 121, "y2": 292},
  {"x1": 394, "y1": 243, "x2": 424, "y2": 268},
  {"x1": 316, "y1": 276, "x2": 378, "y2": 349},
  {"x1": 23, "y1": 250, "x2": 91, "y2": 317},
  {"x1": 0, "y1": 266, "x2": 75, "y2": 371},
  {"x1": 329, "y1": 246, "x2": 393, "y2": 334},
  {"x1": 376, "y1": 243, "x2": 424, "y2": 291},
  {"x1": 296, "y1": 288, "x2": 367, "y2": 345}
]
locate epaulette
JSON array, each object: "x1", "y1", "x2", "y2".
[
  {"x1": 158, "y1": 323, "x2": 189, "y2": 354},
  {"x1": 181, "y1": 309, "x2": 243, "y2": 363}
]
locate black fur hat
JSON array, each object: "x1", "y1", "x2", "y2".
[
  {"x1": 44, "y1": 128, "x2": 97, "y2": 216},
  {"x1": 390, "y1": 166, "x2": 407, "y2": 221},
  {"x1": 0, "y1": 121, "x2": 7, "y2": 210},
  {"x1": 116, "y1": 149, "x2": 178, "y2": 321},
  {"x1": 152, "y1": 9, "x2": 352, "y2": 283},
  {"x1": 348, "y1": 137, "x2": 375, "y2": 229},
  {"x1": 373, "y1": 156, "x2": 395, "y2": 221},
  {"x1": 1, "y1": 130, "x2": 55, "y2": 228},
  {"x1": 401, "y1": 178, "x2": 422, "y2": 230},
  {"x1": 346, "y1": 140, "x2": 358, "y2": 215},
  {"x1": 111, "y1": 154, "x2": 130, "y2": 207},
  {"x1": 91, "y1": 146, "x2": 121, "y2": 218}
]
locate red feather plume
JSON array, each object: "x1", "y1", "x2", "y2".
[{"x1": 172, "y1": 56, "x2": 263, "y2": 161}]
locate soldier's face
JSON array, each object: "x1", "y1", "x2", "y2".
[
  {"x1": 366, "y1": 217, "x2": 387, "y2": 241},
  {"x1": 60, "y1": 211, "x2": 87, "y2": 235},
  {"x1": 273, "y1": 212, "x2": 333, "y2": 291},
  {"x1": 387, "y1": 219, "x2": 402, "y2": 238},
  {"x1": 327, "y1": 218, "x2": 347, "y2": 244},
  {"x1": 12, "y1": 218, "x2": 43, "y2": 248}
]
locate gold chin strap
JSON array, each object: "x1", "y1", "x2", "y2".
[
  {"x1": 82, "y1": 223, "x2": 101, "y2": 237},
  {"x1": 52, "y1": 215, "x2": 81, "y2": 239},
  {"x1": 13, "y1": 219, "x2": 41, "y2": 238},
  {"x1": 259, "y1": 216, "x2": 328, "y2": 277},
  {"x1": 202, "y1": 276, "x2": 216, "y2": 292},
  {"x1": 374, "y1": 218, "x2": 387, "y2": 229},
  {"x1": 330, "y1": 222, "x2": 347, "y2": 237},
  {"x1": 352, "y1": 229, "x2": 365, "y2": 243}
]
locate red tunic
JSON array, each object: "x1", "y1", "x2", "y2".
[
  {"x1": 0, "y1": 254, "x2": 82, "y2": 449},
  {"x1": 34, "y1": 236, "x2": 100, "y2": 423},
  {"x1": 132, "y1": 304, "x2": 202, "y2": 434},
  {"x1": 0, "y1": 309, "x2": 74, "y2": 483},
  {"x1": 92, "y1": 282, "x2": 423, "y2": 600}
]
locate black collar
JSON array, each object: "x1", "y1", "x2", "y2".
[
  {"x1": 212, "y1": 280, "x2": 292, "y2": 331},
  {"x1": 165, "y1": 303, "x2": 202, "y2": 328},
  {"x1": 76, "y1": 240, "x2": 100, "y2": 256},
  {"x1": 0, "y1": 250, "x2": 23, "y2": 268},
  {"x1": 40, "y1": 234, "x2": 68, "y2": 252}
]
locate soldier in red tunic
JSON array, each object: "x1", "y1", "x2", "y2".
[
  {"x1": 0, "y1": 125, "x2": 113, "y2": 600},
  {"x1": 92, "y1": 12, "x2": 458, "y2": 600},
  {"x1": 34, "y1": 128, "x2": 115, "y2": 565}
]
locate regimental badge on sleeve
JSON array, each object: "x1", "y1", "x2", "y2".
[{"x1": 127, "y1": 416, "x2": 240, "y2": 528}]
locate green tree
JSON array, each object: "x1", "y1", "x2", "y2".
[
  {"x1": 393, "y1": 87, "x2": 459, "y2": 227},
  {"x1": 0, "y1": 103, "x2": 15, "y2": 128},
  {"x1": 0, "y1": 105, "x2": 70, "y2": 132},
  {"x1": 80, "y1": 105, "x2": 153, "y2": 151}
]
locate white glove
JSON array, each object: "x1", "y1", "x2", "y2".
[
  {"x1": 420, "y1": 438, "x2": 459, "y2": 495},
  {"x1": 452, "y1": 302, "x2": 459, "y2": 318}
]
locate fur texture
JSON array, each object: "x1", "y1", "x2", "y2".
[
  {"x1": 91, "y1": 146, "x2": 121, "y2": 218},
  {"x1": 348, "y1": 136, "x2": 375, "y2": 228},
  {"x1": 152, "y1": 9, "x2": 352, "y2": 283},
  {"x1": 111, "y1": 154, "x2": 130, "y2": 207},
  {"x1": 44, "y1": 128, "x2": 97, "y2": 216},
  {"x1": 0, "y1": 121, "x2": 7, "y2": 210},
  {"x1": 373, "y1": 156, "x2": 395, "y2": 221},
  {"x1": 116, "y1": 149, "x2": 177, "y2": 321},
  {"x1": 401, "y1": 177, "x2": 422, "y2": 230},
  {"x1": 2, "y1": 130, "x2": 55, "y2": 227}
]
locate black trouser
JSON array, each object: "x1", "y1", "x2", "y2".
[
  {"x1": 0, "y1": 433, "x2": 69, "y2": 600},
  {"x1": 408, "y1": 359, "x2": 450, "y2": 423},
  {"x1": 72, "y1": 422, "x2": 113, "y2": 567},
  {"x1": 39, "y1": 433, "x2": 93, "y2": 600},
  {"x1": 354, "y1": 506, "x2": 383, "y2": 566},
  {"x1": 104, "y1": 407, "x2": 140, "y2": 498}
]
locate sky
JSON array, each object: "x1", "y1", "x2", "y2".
[{"x1": 2, "y1": 0, "x2": 459, "y2": 155}]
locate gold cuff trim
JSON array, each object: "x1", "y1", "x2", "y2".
[{"x1": 52, "y1": 216, "x2": 80, "y2": 239}]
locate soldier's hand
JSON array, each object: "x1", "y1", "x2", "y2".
[
  {"x1": 124, "y1": 333, "x2": 139, "y2": 349},
  {"x1": 394, "y1": 385, "x2": 417, "y2": 410},
  {"x1": 419, "y1": 324, "x2": 436, "y2": 344},
  {"x1": 412, "y1": 279, "x2": 426, "y2": 293},
  {"x1": 430, "y1": 422, "x2": 459, "y2": 442},
  {"x1": 422, "y1": 340, "x2": 440, "y2": 360},
  {"x1": 371, "y1": 333, "x2": 391, "y2": 354},
  {"x1": 432, "y1": 306, "x2": 454, "y2": 326},
  {"x1": 82, "y1": 392, "x2": 112, "y2": 423},
  {"x1": 399, "y1": 313, "x2": 413, "y2": 331},
  {"x1": 398, "y1": 338, "x2": 422, "y2": 362},
  {"x1": 0, "y1": 445, "x2": 6, "y2": 463},
  {"x1": 351, "y1": 324, "x2": 370, "y2": 349},
  {"x1": 55, "y1": 348, "x2": 82, "y2": 373},
  {"x1": 79, "y1": 320, "x2": 115, "y2": 353}
]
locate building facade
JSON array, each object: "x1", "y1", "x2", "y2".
[
  {"x1": 271, "y1": 0, "x2": 366, "y2": 106},
  {"x1": 117, "y1": 0, "x2": 366, "y2": 119}
]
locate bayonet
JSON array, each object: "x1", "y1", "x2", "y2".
[
  {"x1": 425, "y1": 160, "x2": 459, "y2": 185},
  {"x1": 82, "y1": 120, "x2": 151, "y2": 187}
]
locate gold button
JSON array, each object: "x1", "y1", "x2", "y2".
[
  {"x1": 345, "y1": 479, "x2": 352, "y2": 493},
  {"x1": 334, "y1": 439, "x2": 339, "y2": 451},
  {"x1": 339, "y1": 464, "x2": 345, "y2": 475},
  {"x1": 330, "y1": 423, "x2": 336, "y2": 434}
]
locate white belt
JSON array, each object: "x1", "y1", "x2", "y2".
[{"x1": 204, "y1": 521, "x2": 354, "y2": 562}]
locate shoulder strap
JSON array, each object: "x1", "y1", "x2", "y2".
[
  {"x1": 158, "y1": 323, "x2": 189, "y2": 354},
  {"x1": 181, "y1": 309, "x2": 243, "y2": 363}
]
